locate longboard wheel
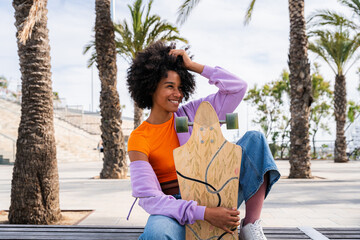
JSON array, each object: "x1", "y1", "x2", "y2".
[
  {"x1": 226, "y1": 113, "x2": 238, "y2": 129},
  {"x1": 175, "y1": 117, "x2": 189, "y2": 133}
]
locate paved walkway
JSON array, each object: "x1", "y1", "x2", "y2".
[{"x1": 1, "y1": 160, "x2": 359, "y2": 227}]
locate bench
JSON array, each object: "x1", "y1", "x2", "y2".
[{"x1": 0, "y1": 225, "x2": 359, "y2": 239}]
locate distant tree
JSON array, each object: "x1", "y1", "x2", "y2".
[
  {"x1": 0, "y1": 76, "x2": 8, "y2": 89},
  {"x1": 271, "y1": 71, "x2": 291, "y2": 159},
  {"x1": 338, "y1": 0, "x2": 360, "y2": 139},
  {"x1": 244, "y1": 83, "x2": 282, "y2": 140},
  {"x1": 85, "y1": 0, "x2": 187, "y2": 129},
  {"x1": 244, "y1": 70, "x2": 291, "y2": 159},
  {"x1": 245, "y1": 67, "x2": 334, "y2": 160},
  {"x1": 10, "y1": 0, "x2": 61, "y2": 224},
  {"x1": 345, "y1": 71, "x2": 360, "y2": 132},
  {"x1": 346, "y1": 68, "x2": 360, "y2": 130},
  {"x1": 53, "y1": 92, "x2": 60, "y2": 101},
  {"x1": 346, "y1": 100, "x2": 360, "y2": 128},
  {"x1": 308, "y1": 11, "x2": 360, "y2": 162}
]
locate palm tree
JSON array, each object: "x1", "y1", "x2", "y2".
[
  {"x1": 308, "y1": 14, "x2": 360, "y2": 162},
  {"x1": 177, "y1": 0, "x2": 313, "y2": 178},
  {"x1": 9, "y1": 0, "x2": 61, "y2": 223},
  {"x1": 95, "y1": 0, "x2": 127, "y2": 179},
  {"x1": 85, "y1": 0, "x2": 187, "y2": 129}
]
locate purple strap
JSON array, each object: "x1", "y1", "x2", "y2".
[{"x1": 126, "y1": 197, "x2": 138, "y2": 221}]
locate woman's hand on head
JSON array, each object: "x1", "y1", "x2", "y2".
[
  {"x1": 204, "y1": 207, "x2": 240, "y2": 235},
  {"x1": 169, "y1": 49, "x2": 204, "y2": 74}
]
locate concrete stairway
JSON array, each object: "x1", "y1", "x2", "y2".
[{"x1": 0, "y1": 98, "x2": 131, "y2": 163}]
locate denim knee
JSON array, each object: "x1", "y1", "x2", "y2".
[
  {"x1": 139, "y1": 215, "x2": 185, "y2": 240},
  {"x1": 235, "y1": 130, "x2": 280, "y2": 205},
  {"x1": 239, "y1": 130, "x2": 265, "y2": 143}
]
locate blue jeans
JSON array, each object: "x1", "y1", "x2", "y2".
[{"x1": 139, "y1": 131, "x2": 280, "y2": 240}]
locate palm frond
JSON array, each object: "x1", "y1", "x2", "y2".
[
  {"x1": 176, "y1": 0, "x2": 201, "y2": 25},
  {"x1": 343, "y1": 33, "x2": 360, "y2": 73},
  {"x1": 86, "y1": 0, "x2": 188, "y2": 64},
  {"x1": 83, "y1": 39, "x2": 97, "y2": 68},
  {"x1": 308, "y1": 29, "x2": 360, "y2": 75},
  {"x1": 83, "y1": 40, "x2": 95, "y2": 55},
  {"x1": 244, "y1": 0, "x2": 257, "y2": 25},
  {"x1": 131, "y1": 0, "x2": 143, "y2": 35},
  {"x1": 160, "y1": 35, "x2": 188, "y2": 44},
  {"x1": 115, "y1": 20, "x2": 136, "y2": 58},
  {"x1": 86, "y1": 53, "x2": 97, "y2": 68},
  {"x1": 145, "y1": 0, "x2": 154, "y2": 20},
  {"x1": 345, "y1": 53, "x2": 360, "y2": 75},
  {"x1": 143, "y1": 15, "x2": 160, "y2": 38},
  {"x1": 338, "y1": 0, "x2": 360, "y2": 16},
  {"x1": 308, "y1": 39, "x2": 337, "y2": 74},
  {"x1": 307, "y1": 9, "x2": 357, "y2": 30}
]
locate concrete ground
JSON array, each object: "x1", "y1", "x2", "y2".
[{"x1": 0, "y1": 160, "x2": 359, "y2": 228}]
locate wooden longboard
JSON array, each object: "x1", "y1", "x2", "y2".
[{"x1": 174, "y1": 101, "x2": 242, "y2": 240}]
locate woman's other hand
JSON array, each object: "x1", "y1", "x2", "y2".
[
  {"x1": 169, "y1": 49, "x2": 204, "y2": 74},
  {"x1": 204, "y1": 207, "x2": 240, "y2": 235}
]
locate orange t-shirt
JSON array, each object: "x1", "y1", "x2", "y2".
[{"x1": 127, "y1": 114, "x2": 180, "y2": 183}]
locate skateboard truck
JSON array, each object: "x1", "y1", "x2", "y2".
[{"x1": 175, "y1": 113, "x2": 239, "y2": 133}]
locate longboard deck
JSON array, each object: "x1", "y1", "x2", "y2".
[{"x1": 174, "y1": 101, "x2": 242, "y2": 240}]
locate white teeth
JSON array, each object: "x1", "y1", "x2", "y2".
[{"x1": 170, "y1": 100, "x2": 178, "y2": 104}]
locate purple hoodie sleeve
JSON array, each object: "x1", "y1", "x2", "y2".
[
  {"x1": 176, "y1": 65, "x2": 247, "y2": 146},
  {"x1": 130, "y1": 161, "x2": 206, "y2": 225}
]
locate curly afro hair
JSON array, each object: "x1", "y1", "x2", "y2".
[{"x1": 127, "y1": 41, "x2": 196, "y2": 109}]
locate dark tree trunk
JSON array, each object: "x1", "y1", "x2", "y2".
[
  {"x1": 95, "y1": 0, "x2": 127, "y2": 179},
  {"x1": 133, "y1": 103, "x2": 143, "y2": 129},
  {"x1": 334, "y1": 74, "x2": 348, "y2": 162},
  {"x1": 288, "y1": 0, "x2": 313, "y2": 178},
  {"x1": 9, "y1": 0, "x2": 61, "y2": 224}
]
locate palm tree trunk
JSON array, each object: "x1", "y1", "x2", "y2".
[
  {"x1": 95, "y1": 0, "x2": 127, "y2": 179},
  {"x1": 9, "y1": 0, "x2": 61, "y2": 224},
  {"x1": 134, "y1": 103, "x2": 143, "y2": 129},
  {"x1": 288, "y1": 0, "x2": 313, "y2": 178},
  {"x1": 312, "y1": 131, "x2": 317, "y2": 158},
  {"x1": 334, "y1": 74, "x2": 348, "y2": 162}
]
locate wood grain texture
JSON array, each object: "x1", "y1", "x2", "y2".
[{"x1": 174, "y1": 102, "x2": 242, "y2": 240}]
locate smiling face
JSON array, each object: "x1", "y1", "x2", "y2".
[{"x1": 151, "y1": 70, "x2": 183, "y2": 114}]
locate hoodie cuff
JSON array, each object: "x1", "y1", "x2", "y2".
[{"x1": 193, "y1": 205, "x2": 206, "y2": 221}]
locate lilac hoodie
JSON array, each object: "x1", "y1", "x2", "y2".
[{"x1": 129, "y1": 65, "x2": 247, "y2": 225}]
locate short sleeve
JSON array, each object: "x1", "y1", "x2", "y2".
[{"x1": 127, "y1": 132, "x2": 150, "y2": 157}]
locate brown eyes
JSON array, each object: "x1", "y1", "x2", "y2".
[
  {"x1": 166, "y1": 85, "x2": 182, "y2": 90},
  {"x1": 165, "y1": 85, "x2": 183, "y2": 94}
]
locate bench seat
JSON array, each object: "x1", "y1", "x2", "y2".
[{"x1": 0, "y1": 225, "x2": 359, "y2": 239}]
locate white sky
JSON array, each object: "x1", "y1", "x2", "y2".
[{"x1": 0, "y1": 0, "x2": 359, "y2": 142}]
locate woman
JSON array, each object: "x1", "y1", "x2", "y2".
[{"x1": 127, "y1": 41, "x2": 280, "y2": 240}]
